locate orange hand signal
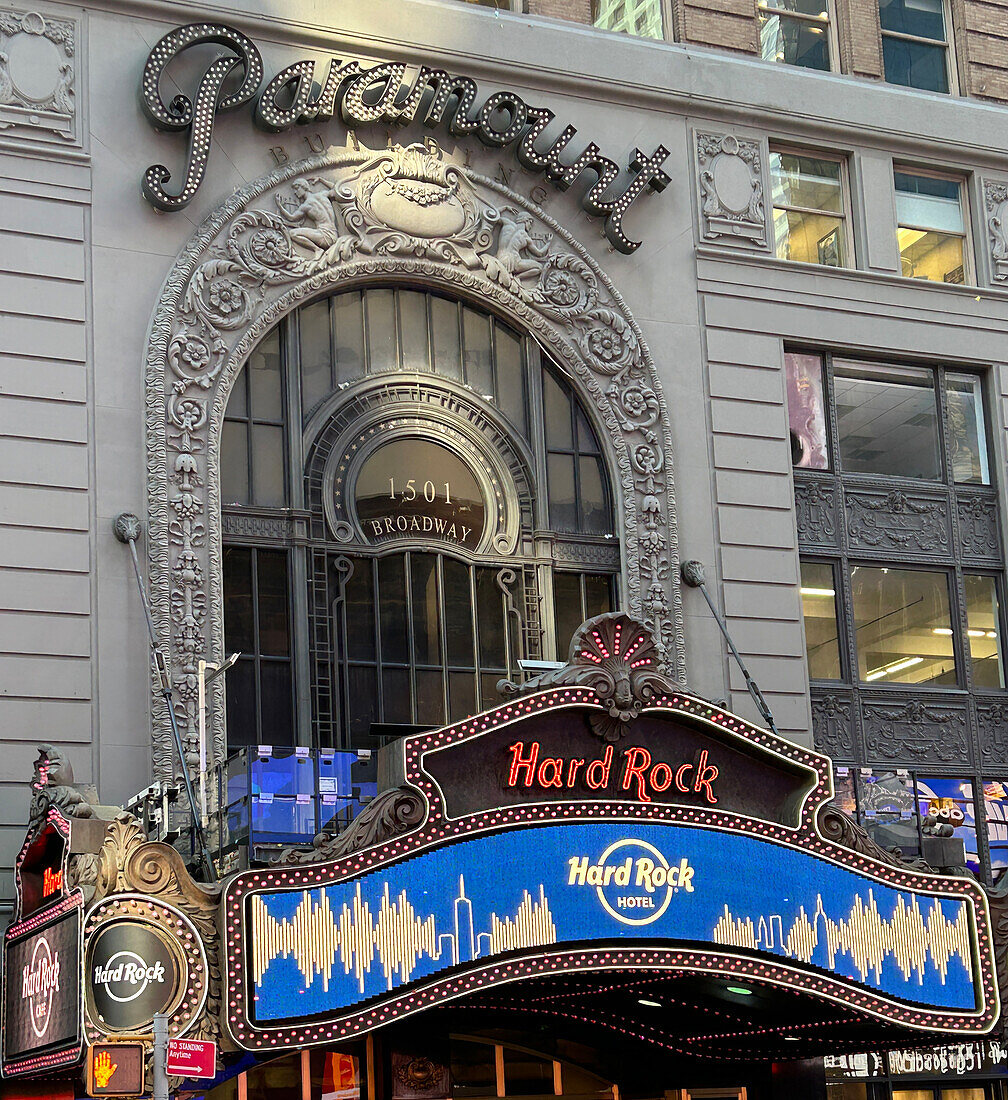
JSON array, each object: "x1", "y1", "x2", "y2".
[{"x1": 94, "y1": 1049, "x2": 118, "y2": 1089}]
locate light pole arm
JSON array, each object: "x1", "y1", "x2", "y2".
[{"x1": 680, "y1": 559, "x2": 782, "y2": 739}]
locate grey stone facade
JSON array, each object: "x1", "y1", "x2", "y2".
[{"x1": 2, "y1": 0, "x2": 1008, "y2": 914}]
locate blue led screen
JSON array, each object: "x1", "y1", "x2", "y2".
[{"x1": 246, "y1": 822, "x2": 979, "y2": 1023}]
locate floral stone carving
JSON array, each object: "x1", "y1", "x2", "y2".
[{"x1": 145, "y1": 140, "x2": 683, "y2": 778}]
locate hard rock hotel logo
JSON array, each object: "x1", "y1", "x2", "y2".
[
  {"x1": 238, "y1": 822, "x2": 982, "y2": 1030},
  {"x1": 568, "y1": 839, "x2": 695, "y2": 926}
]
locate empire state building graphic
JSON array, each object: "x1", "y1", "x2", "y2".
[{"x1": 250, "y1": 873, "x2": 557, "y2": 998}]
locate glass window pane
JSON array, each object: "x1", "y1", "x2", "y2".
[
  {"x1": 399, "y1": 290, "x2": 430, "y2": 372},
  {"x1": 223, "y1": 547, "x2": 255, "y2": 651},
  {"x1": 771, "y1": 152, "x2": 844, "y2": 213},
  {"x1": 366, "y1": 288, "x2": 397, "y2": 373},
  {"x1": 879, "y1": 0, "x2": 946, "y2": 38},
  {"x1": 494, "y1": 324, "x2": 527, "y2": 436},
  {"x1": 579, "y1": 456, "x2": 611, "y2": 535},
  {"x1": 543, "y1": 370, "x2": 574, "y2": 450},
  {"x1": 800, "y1": 561, "x2": 842, "y2": 680},
  {"x1": 503, "y1": 1049, "x2": 553, "y2": 1096},
  {"x1": 348, "y1": 665, "x2": 378, "y2": 743},
  {"x1": 547, "y1": 453, "x2": 578, "y2": 531},
  {"x1": 378, "y1": 555, "x2": 408, "y2": 665},
  {"x1": 332, "y1": 291, "x2": 365, "y2": 385},
  {"x1": 858, "y1": 771, "x2": 921, "y2": 860},
  {"x1": 575, "y1": 406, "x2": 602, "y2": 455},
  {"x1": 411, "y1": 553, "x2": 442, "y2": 667},
  {"x1": 851, "y1": 565, "x2": 956, "y2": 685},
  {"x1": 431, "y1": 296, "x2": 462, "y2": 380},
  {"x1": 829, "y1": 767, "x2": 858, "y2": 814},
  {"x1": 774, "y1": 211, "x2": 846, "y2": 266},
  {"x1": 964, "y1": 574, "x2": 1004, "y2": 689},
  {"x1": 248, "y1": 330, "x2": 283, "y2": 421},
  {"x1": 415, "y1": 669, "x2": 445, "y2": 726},
  {"x1": 221, "y1": 419, "x2": 250, "y2": 505},
  {"x1": 310, "y1": 1051, "x2": 361, "y2": 1100},
  {"x1": 946, "y1": 373, "x2": 989, "y2": 484},
  {"x1": 761, "y1": 0, "x2": 829, "y2": 16},
  {"x1": 225, "y1": 657, "x2": 257, "y2": 746},
  {"x1": 443, "y1": 558, "x2": 475, "y2": 668},
  {"x1": 382, "y1": 667, "x2": 412, "y2": 723},
  {"x1": 554, "y1": 572, "x2": 584, "y2": 660},
  {"x1": 916, "y1": 777, "x2": 980, "y2": 874},
  {"x1": 259, "y1": 661, "x2": 294, "y2": 745},
  {"x1": 983, "y1": 781, "x2": 1008, "y2": 881},
  {"x1": 228, "y1": 363, "x2": 248, "y2": 415},
  {"x1": 785, "y1": 351, "x2": 829, "y2": 469},
  {"x1": 592, "y1": 0, "x2": 663, "y2": 38},
  {"x1": 256, "y1": 551, "x2": 290, "y2": 657},
  {"x1": 475, "y1": 568, "x2": 506, "y2": 669},
  {"x1": 299, "y1": 299, "x2": 331, "y2": 419},
  {"x1": 451, "y1": 1040, "x2": 497, "y2": 1099},
  {"x1": 449, "y1": 670, "x2": 477, "y2": 722},
  {"x1": 833, "y1": 363, "x2": 940, "y2": 479},
  {"x1": 894, "y1": 172, "x2": 962, "y2": 232},
  {"x1": 251, "y1": 423, "x2": 286, "y2": 506},
  {"x1": 462, "y1": 306, "x2": 494, "y2": 396},
  {"x1": 344, "y1": 559, "x2": 376, "y2": 663},
  {"x1": 759, "y1": 11, "x2": 831, "y2": 69},
  {"x1": 584, "y1": 574, "x2": 613, "y2": 620},
  {"x1": 883, "y1": 35, "x2": 949, "y2": 91},
  {"x1": 898, "y1": 228, "x2": 965, "y2": 283}
]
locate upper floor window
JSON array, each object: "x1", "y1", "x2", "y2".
[
  {"x1": 786, "y1": 352, "x2": 991, "y2": 485},
  {"x1": 592, "y1": 0, "x2": 664, "y2": 37},
  {"x1": 894, "y1": 169, "x2": 969, "y2": 283},
  {"x1": 879, "y1": 0, "x2": 953, "y2": 92},
  {"x1": 770, "y1": 148, "x2": 849, "y2": 267},
  {"x1": 758, "y1": 0, "x2": 835, "y2": 70}
]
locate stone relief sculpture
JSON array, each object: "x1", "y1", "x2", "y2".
[
  {"x1": 0, "y1": 9, "x2": 77, "y2": 142},
  {"x1": 695, "y1": 131, "x2": 769, "y2": 248},
  {"x1": 984, "y1": 179, "x2": 1008, "y2": 282},
  {"x1": 145, "y1": 139, "x2": 683, "y2": 779}
]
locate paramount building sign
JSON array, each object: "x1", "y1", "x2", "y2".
[{"x1": 139, "y1": 24, "x2": 671, "y2": 251}]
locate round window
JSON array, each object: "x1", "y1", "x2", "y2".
[{"x1": 354, "y1": 438, "x2": 486, "y2": 551}]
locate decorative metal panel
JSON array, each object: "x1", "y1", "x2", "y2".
[
  {"x1": 862, "y1": 696, "x2": 972, "y2": 767},
  {"x1": 811, "y1": 690, "x2": 859, "y2": 762},
  {"x1": 844, "y1": 487, "x2": 951, "y2": 560},
  {"x1": 795, "y1": 478, "x2": 840, "y2": 550},
  {"x1": 956, "y1": 492, "x2": 1002, "y2": 564}
]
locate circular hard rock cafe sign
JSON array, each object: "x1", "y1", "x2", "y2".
[
  {"x1": 83, "y1": 895, "x2": 208, "y2": 1043},
  {"x1": 85, "y1": 919, "x2": 183, "y2": 1033}
]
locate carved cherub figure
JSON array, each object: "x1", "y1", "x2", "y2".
[
  {"x1": 275, "y1": 178, "x2": 344, "y2": 254},
  {"x1": 495, "y1": 207, "x2": 551, "y2": 276}
]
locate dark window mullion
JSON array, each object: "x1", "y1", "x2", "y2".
[
  {"x1": 360, "y1": 290, "x2": 372, "y2": 376},
  {"x1": 404, "y1": 551, "x2": 418, "y2": 723},
  {"x1": 436, "y1": 555, "x2": 450, "y2": 724},
  {"x1": 250, "y1": 548, "x2": 264, "y2": 743},
  {"x1": 470, "y1": 565, "x2": 482, "y2": 708},
  {"x1": 371, "y1": 558, "x2": 385, "y2": 723}
]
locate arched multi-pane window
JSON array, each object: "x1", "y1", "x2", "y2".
[{"x1": 221, "y1": 287, "x2": 619, "y2": 751}]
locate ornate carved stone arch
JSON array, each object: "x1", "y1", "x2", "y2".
[{"x1": 145, "y1": 140, "x2": 683, "y2": 778}]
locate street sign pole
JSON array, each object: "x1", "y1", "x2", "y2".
[{"x1": 153, "y1": 1013, "x2": 168, "y2": 1100}]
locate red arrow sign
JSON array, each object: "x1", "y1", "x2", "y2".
[{"x1": 165, "y1": 1038, "x2": 217, "y2": 1080}]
